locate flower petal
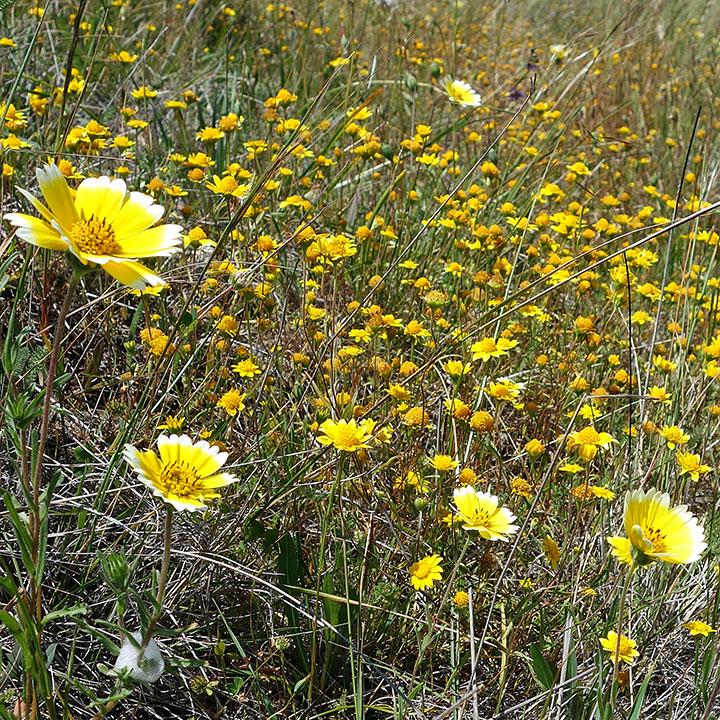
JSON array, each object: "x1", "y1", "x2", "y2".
[
  {"x1": 102, "y1": 258, "x2": 167, "y2": 289},
  {"x1": 36, "y1": 164, "x2": 78, "y2": 232},
  {"x1": 4, "y1": 213, "x2": 68, "y2": 250},
  {"x1": 75, "y1": 176, "x2": 127, "y2": 224},
  {"x1": 114, "y1": 224, "x2": 184, "y2": 258},
  {"x1": 113, "y1": 193, "x2": 167, "y2": 238}
]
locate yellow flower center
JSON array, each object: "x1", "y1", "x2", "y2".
[
  {"x1": 330, "y1": 425, "x2": 364, "y2": 448},
  {"x1": 468, "y1": 509, "x2": 491, "y2": 526},
  {"x1": 412, "y1": 558, "x2": 433, "y2": 579},
  {"x1": 616, "y1": 637, "x2": 634, "y2": 658},
  {"x1": 159, "y1": 462, "x2": 199, "y2": 496},
  {"x1": 641, "y1": 526, "x2": 667, "y2": 554},
  {"x1": 218, "y1": 176, "x2": 238, "y2": 194},
  {"x1": 71, "y1": 217, "x2": 118, "y2": 256}
]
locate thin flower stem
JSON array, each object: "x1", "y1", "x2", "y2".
[
  {"x1": 31, "y1": 272, "x2": 79, "y2": 623},
  {"x1": 611, "y1": 564, "x2": 635, "y2": 699},
  {"x1": 142, "y1": 505, "x2": 174, "y2": 648}
]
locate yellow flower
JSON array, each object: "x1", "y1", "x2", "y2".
[
  {"x1": 471, "y1": 336, "x2": 517, "y2": 362},
  {"x1": 600, "y1": 632, "x2": 639, "y2": 665},
  {"x1": 140, "y1": 327, "x2": 175, "y2": 356},
  {"x1": 525, "y1": 439, "x2": 545, "y2": 457},
  {"x1": 109, "y1": 50, "x2": 137, "y2": 63},
  {"x1": 542, "y1": 535, "x2": 560, "y2": 568},
  {"x1": 428, "y1": 454, "x2": 459, "y2": 472},
  {"x1": 452, "y1": 590, "x2": 469, "y2": 608},
  {"x1": 607, "y1": 487, "x2": 706, "y2": 567},
  {"x1": 395, "y1": 470, "x2": 428, "y2": 493},
  {"x1": 206, "y1": 174, "x2": 250, "y2": 197},
  {"x1": 4, "y1": 164, "x2": 182, "y2": 289},
  {"x1": 403, "y1": 406, "x2": 432, "y2": 428},
  {"x1": 444, "y1": 78, "x2": 482, "y2": 107},
  {"x1": 216, "y1": 315, "x2": 239, "y2": 335},
  {"x1": 157, "y1": 415, "x2": 185, "y2": 432},
  {"x1": 676, "y1": 450, "x2": 712, "y2": 481},
  {"x1": 409, "y1": 554, "x2": 443, "y2": 591},
  {"x1": 444, "y1": 360, "x2": 472, "y2": 377},
  {"x1": 131, "y1": 86, "x2": 157, "y2": 99},
  {"x1": 469, "y1": 410, "x2": 494, "y2": 432},
  {"x1": 217, "y1": 389, "x2": 246, "y2": 416},
  {"x1": 567, "y1": 426, "x2": 616, "y2": 461},
  {"x1": 589, "y1": 485, "x2": 615, "y2": 500},
  {"x1": 485, "y1": 377, "x2": 524, "y2": 403},
  {"x1": 124, "y1": 434, "x2": 237, "y2": 512},
  {"x1": 231, "y1": 359, "x2": 261, "y2": 377},
  {"x1": 510, "y1": 476, "x2": 533, "y2": 499},
  {"x1": 317, "y1": 418, "x2": 371, "y2": 452},
  {"x1": 660, "y1": 425, "x2": 689, "y2": 449},
  {"x1": 682, "y1": 621, "x2": 716, "y2": 637},
  {"x1": 453, "y1": 487, "x2": 518, "y2": 541}
]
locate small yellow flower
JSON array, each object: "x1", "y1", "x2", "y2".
[
  {"x1": 525, "y1": 439, "x2": 545, "y2": 458},
  {"x1": 567, "y1": 426, "x2": 616, "y2": 462},
  {"x1": 660, "y1": 425, "x2": 689, "y2": 449},
  {"x1": 131, "y1": 86, "x2": 157, "y2": 99},
  {"x1": 217, "y1": 389, "x2": 246, "y2": 416},
  {"x1": 157, "y1": 415, "x2": 185, "y2": 432},
  {"x1": 231, "y1": 359, "x2": 261, "y2": 377},
  {"x1": 600, "y1": 632, "x2": 639, "y2": 665},
  {"x1": 682, "y1": 621, "x2": 716, "y2": 637},
  {"x1": 510, "y1": 477, "x2": 533, "y2": 499},
  {"x1": 471, "y1": 337, "x2": 517, "y2": 362},
  {"x1": 206, "y1": 174, "x2": 250, "y2": 197},
  {"x1": 428, "y1": 454, "x2": 459, "y2": 472},
  {"x1": 317, "y1": 419, "x2": 371, "y2": 452},
  {"x1": 409, "y1": 554, "x2": 443, "y2": 591},
  {"x1": 452, "y1": 590, "x2": 469, "y2": 608},
  {"x1": 676, "y1": 450, "x2": 711, "y2": 481},
  {"x1": 541, "y1": 535, "x2": 560, "y2": 569},
  {"x1": 444, "y1": 360, "x2": 472, "y2": 377}
]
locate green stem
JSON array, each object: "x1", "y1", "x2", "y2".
[
  {"x1": 611, "y1": 564, "x2": 635, "y2": 702},
  {"x1": 142, "y1": 505, "x2": 174, "y2": 648}
]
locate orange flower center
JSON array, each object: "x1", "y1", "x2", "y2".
[{"x1": 71, "y1": 216, "x2": 118, "y2": 256}]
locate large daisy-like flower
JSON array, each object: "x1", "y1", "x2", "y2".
[
  {"x1": 607, "y1": 487, "x2": 706, "y2": 567},
  {"x1": 444, "y1": 78, "x2": 482, "y2": 107},
  {"x1": 124, "y1": 434, "x2": 237, "y2": 512},
  {"x1": 453, "y1": 486, "x2": 518, "y2": 541},
  {"x1": 4, "y1": 163, "x2": 182, "y2": 289}
]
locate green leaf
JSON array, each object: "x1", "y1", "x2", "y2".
[
  {"x1": 41, "y1": 604, "x2": 87, "y2": 628},
  {"x1": 529, "y1": 643, "x2": 557, "y2": 691},
  {"x1": 322, "y1": 574, "x2": 340, "y2": 628},
  {"x1": 0, "y1": 610, "x2": 22, "y2": 637}
]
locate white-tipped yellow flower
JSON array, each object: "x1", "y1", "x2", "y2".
[
  {"x1": 607, "y1": 487, "x2": 706, "y2": 567},
  {"x1": 4, "y1": 163, "x2": 182, "y2": 289},
  {"x1": 453, "y1": 486, "x2": 518, "y2": 541},
  {"x1": 124, "y1": 434, "x2": 237, "y2": 512},
  {"x1": 444, "y1": 78, "x2": 482, "y2": 107}
]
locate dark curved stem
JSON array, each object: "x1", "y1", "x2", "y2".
[{"x1": 142, "y1": 506, "x2": 174, "y2": 648}]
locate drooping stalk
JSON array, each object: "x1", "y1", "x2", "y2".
[
  {"x1": 31, "y1": 273, "x2": 79, "y2": 622},
  {"x1": 142, "y1": 505, "x2": 174, "y2": 648}
]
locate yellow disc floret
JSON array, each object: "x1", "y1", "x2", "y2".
[{"x1": 71, "y1": 216, "x2": 118, "y2": 256}]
